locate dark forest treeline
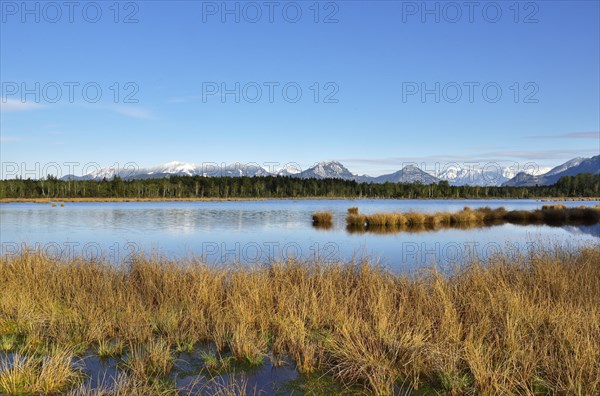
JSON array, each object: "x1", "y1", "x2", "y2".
[{"x1": 0, "y1": 173, "x2": 598, "y2": 200}]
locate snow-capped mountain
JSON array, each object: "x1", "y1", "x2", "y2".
[
  {"x1": 374, "y1": 165, "x2": 440, "y2": 184},
  {"x1": 296, "y1": 161, "x2": 358, "y2": 180},
  {"x1": 276, "y1": 163, "x2": 303, "y2": 177},
  {"x1": 502, "y1": 155, "x2": 600, "y2": 187},
  {"x1": 435, "y1": 165, "x2": 551, "y2": 186},
  {"x1": 294, "y1": 162, "x2": 441, "y2": 184},
  {"x1": 146, "y1": 161, "x2": 198, "y2": 176},
  {"x1": 62, "y1": 161, "x2": 271, "y2": 180},
  {"x1": 544, "y1": 157, "x2": 586, "y2": 176},
  {"x1": 215, "y1": 163, "x2": 271, "y2": 178},
  {"x1": 88, "y1": 167, "x2": 122, "y2": 180},
  {"x1": 436, "y1": 166, "x2": 511, "y2": 186}
]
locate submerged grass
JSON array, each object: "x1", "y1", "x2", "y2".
[
  {"x1": 1, "y1": 247, "x2": 600, "y2": 394},
  {"x1": 97, "y1": 338, "x2": 124, "y2": 358},
  {"x1": 68, "y1": 372, "x2": 180, "y2": 396}
]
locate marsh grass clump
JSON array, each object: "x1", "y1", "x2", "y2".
[
  {"x1": 97, "y1": 338, "x2": 124, "y2": 358},
  {"x1": 0, "y1": 348, "x2": 82, "y2": 395},
  {"x1": 199, "y1": 374, "x2": 256, "y2": 396},
  {"x1": 312, "y1": 211, "x2": 333, "y2": 227},
  {"x1": 539, "y1": 208, "x2": 568, "y2": 223},
  {"x1": 174, "y1": 339, "x2": 196, "y2": 353},
  {"x1": 227, "y1": 327, "x2": 268, "y2": 367},
  {"x1": 403, "y1": 212, "x2": 426, "y2": 226},
  {"x1": 201, "y1": 351, "x2": 233, "y2": 373},
  {"x1": 124, "y1": 339, "x2": 174, "y2": 380},
  {"x1": 562, "y1": 206, "x2": 600, "y2": 223},
  {"x1": 542, "y1": 204, "x2": 567, "y2": 210},
  {"x1": 347, "y1": 207, "x2": 359, "y2": 215},
  {"x1": 325, "y1": 324, "x2": 403, "y2": 394},
  {"x1": 367, "y1": 213, "x2": 392, "y2": 227},
  {"x1": 436, "y1": 370, "x2": 473, "y2": 394},
  {"x1": 0, "y1": 334, "x2": 20, "y2": 353},
  {"x1": 69, "y1": 372, "x2": 180, "y2": 396},
  {"x1": 503, "y1": 209, "x2": 538, "y2": 223},
  {"x1": 346, "y1": 213, "x2": 367, "y2": 227},
  {"x1": 476, "y1": 206, "x2": 507, "y2": 222},
  {"x1": 428, "y1": 211, "x2": 452, "y2": 225}
]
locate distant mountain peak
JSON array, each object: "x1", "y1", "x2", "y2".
[
  {"x1": 276, "y1": 163, "x2": 302, "y2": 176},
  {"x1": 502, "y1": 155, "x2": 599, "y2": 187},
  {"x1": 163, "y1": 160, "x2": 189, "y2": 166},
  {"x1": 316, "y1": 160, "x2": 345, "y2": 169},
  {"x1": 298, "y1": 161, "x2": 356, "y2": 180},
  {"x1": 544, "y1": 157, "x2": 586, "y2": 176},
  {"x1": 373, "y1": 165, "x2": 440, "y2": 184},
  {"x1": 151, "y1": 161, "x2": 198, "y2": 175}
]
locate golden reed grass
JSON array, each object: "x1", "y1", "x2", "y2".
[
  {"x1": 0, "y1": 347, "x2": 82, "y2": 395},
  {"x1": 312, "y1": 211, "x2": 333, "y2": 226},
  {"x1": 347, "y1": 205, "x2": 600, "y2": 233},
  {"x1": 1, "y1": 248, "x2": 599, "y2": 394}
]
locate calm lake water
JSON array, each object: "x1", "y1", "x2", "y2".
[{"x1": 2, "y1": 199, "x2": 599, "y2": 271}]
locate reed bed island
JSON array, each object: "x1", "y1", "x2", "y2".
[
  {"x1": 343, "y1": 205, "x2": 600, "y2": 233},
  {"x1": 311, "y1": 211, "x2": 334, "y2": 228},
  {"x1": 1, "y1": 245, "x2": 599, "y2": 395}
]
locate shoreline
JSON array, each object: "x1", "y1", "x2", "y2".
[{"x1": 1, "y1": 196, "x2": 599, "y2": 204}]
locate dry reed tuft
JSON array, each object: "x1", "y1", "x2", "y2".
[
  {"x1": 67, "y1": 372, "x2": 180, "y2": 396},
  {"x1": 312, "y1": 211, "x2": 333, "y2": 226},
  {"x1": 542, "y1": 204, "x2": 567, "y2": 210},
  {"x1": 346, "y1": 213, "x2": 367, "y2": 227},
  {"x1": 124, "y1": 339, "x2": 174, "y2": 380},
  {"x1": 0, "y1": 348, "x2": 82, "y2": 395},
  {"x1": 347, "y1": 207, "x2": 359, "y2": 215}
]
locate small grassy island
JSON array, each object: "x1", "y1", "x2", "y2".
[{"x1": 343, "y1": 204, "x2": 600, "y2": 233}]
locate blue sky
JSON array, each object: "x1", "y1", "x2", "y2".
[{"x1": 1, "y1": 0, "x2": 599, "y2": 177}]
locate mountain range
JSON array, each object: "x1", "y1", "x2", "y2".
[
  {"x1": 501, "y1": 155, "x2": 600, "y2": 187},
  {"x1": 61, "y1": 156, "x2": 598, "y2": 187}
]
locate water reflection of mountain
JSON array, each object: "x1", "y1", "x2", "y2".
[{"x1": 563, "y1": 224, "x2": 600, "y2": 238}]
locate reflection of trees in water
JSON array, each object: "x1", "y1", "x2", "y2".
[{"x1": 139, "y1": 209, "x2": 304, "y2": 233}]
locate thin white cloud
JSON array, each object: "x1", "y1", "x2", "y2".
[
  {"x1": 529, "y1": 131, "x2": 600, "y2": 139},
  {"x1": 167, "y1": 95, "x2": 202, "y2": 104},
  {"x1": 0, "y1": 99, "x2": 155, "y2": 121},
  {"x1": 0, "y1": 98, "x2": 44, "y2": 113},
  {"x1": 475, "y1": 148, "x2": 597, "y2": 160},
  {"x1": 56, "y1": 103, "x2": 158, "y2": 120},
  {"x1": 112, "y1": 106, "x2": 156, "y2": 120},
  {"x1": 0, "y1": 135, "x2": 19, "y2": 143},
  {"x1": 341, "y1": 148, "x2": 597, "y2": 170}
]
